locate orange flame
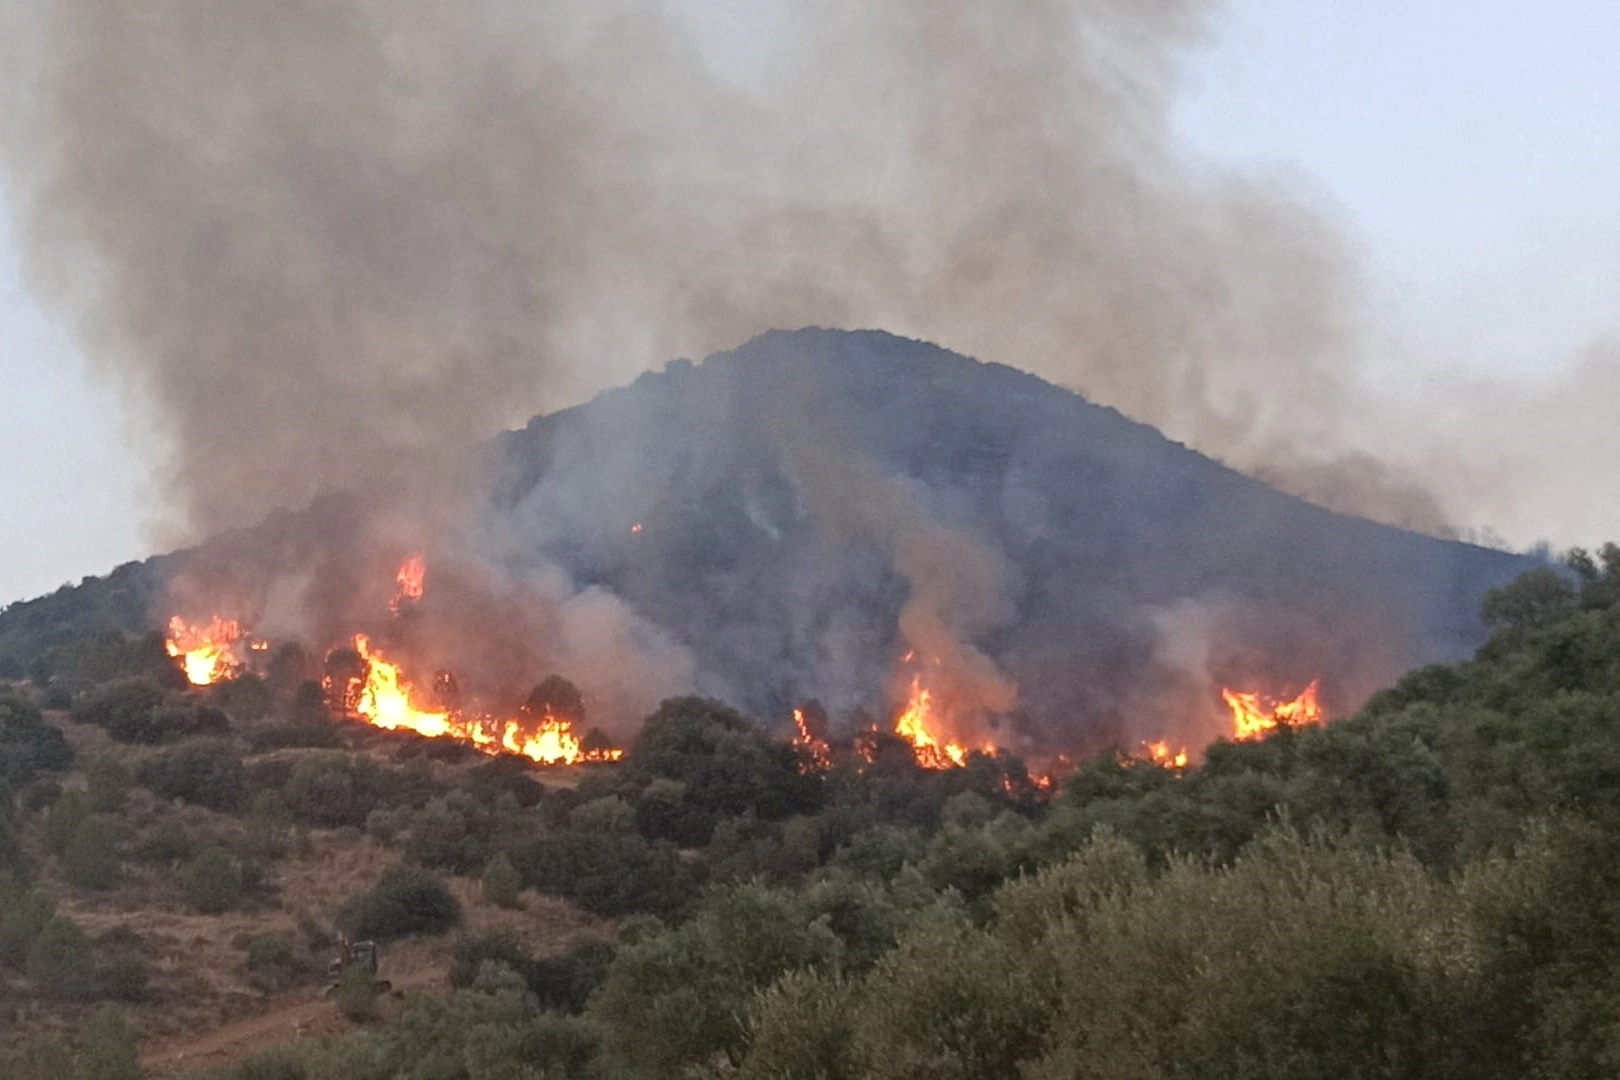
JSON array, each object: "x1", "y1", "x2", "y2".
[
  {"x1": 791, "y1": 708, "x2": 833, "y2": 774},
  {"x1": 1221, "y1": 679, "x2": 1323, "y2": 741},
  {"x1": 165, "y1": 616, "x2": 246, "y2": 686},
  {"x1": 1143, "y1": 740, "x2": 1189, "y2": 769},
  {"x1": 894, "y1": 676, "x2": 970, "y2": 770},
  {"x1": 391, "y1": 554, "x2": 426, "y2": 612},
  {"x1": 347, "y1": 635, "x2": 620, "y2": 765}
]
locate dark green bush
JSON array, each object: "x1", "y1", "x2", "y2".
[
  {"x1": 139, "y1": 740, "x2": 248, "y2": 811},
  {"x1": 71, "y1": 678, "x2": 164, "y2": 737},
  {"x1": 341, "y1": 865, "x2": 461, "y2": 942},
  {"x1": 243, "y1": 934, "x2": 310, "y2": 992},
  {"x1": 181, "y1": 846, "x2": 246, "y2": 914},
  {"x1": 62, "y1": 817, "x2": 122, "y2": 890},
  {"x1": 449, "y1": 933, "x2": 615, "y2": 1015},
  {"x1": 0, "y1": 880, "x2": 54, "y2": 969},
  {"x1": 0, "y1": 693, "x2": 73, "y2": 786},
  {"x1": 515, "y1": 829, "x2": 698, "y2": 919},
  {"x1": 26, "y1": 916, "x2": 96, "y2": 1000},
  {"x1": 481, "y1": 852, "x2": 522, "y2": 908}
]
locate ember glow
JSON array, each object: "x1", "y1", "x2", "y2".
[
  {"x1": 1143, "y1": 740, "x2": 1189, "y2": 769},
  {"x1": 894, "y1": 675, "x2": 971, "y2": 770},
  {"x1": 792, "y1": 708, "x2": 833, "y2": 774},
  {"x1": 391, "y1": 553, "x2": 426, "y2": 612},
  {"x1": 346, "y1": 634, "x2": 621, "y2": 765},
  {"x1": 1222, "y1": 679, "x2": 1324, "y2": 741},
  {"x1": 165, "y1": 615, "x2": 247, "y2": 686}
]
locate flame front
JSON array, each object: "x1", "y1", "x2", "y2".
[
  {"x1": 165, "y1": 616, "x2": 245, "y2": 686},
  {"x1": 347, "y1": 635, "x2": 619, "y2": 765},
  {"x1": 1222, "y1": 679, "x2": 1323, "y2": 740},
  {"x1": 792, "y1": 708, "x2": 833, "y2": 774},
  {"x1": 894, "y1": 676, "x2": 970, "y2": 770}
]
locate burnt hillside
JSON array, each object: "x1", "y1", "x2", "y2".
[{"x1": 2, "y1": 329, "x2": 1538, "y2": 754}]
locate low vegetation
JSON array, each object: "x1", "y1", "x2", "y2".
[{"x1": 2, "y1": 546, "x2": 1620, "y2": 1077}]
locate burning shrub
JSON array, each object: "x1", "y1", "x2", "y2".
[{"x1": 341, "y1": 865, "x2": 461, "y2": 942}]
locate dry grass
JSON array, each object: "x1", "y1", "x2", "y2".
[{"x1": 14, "y1": 710, "x2": 617, "y2": 1063}]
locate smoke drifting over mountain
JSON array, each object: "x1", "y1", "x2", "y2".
[{"x1": 1, "y1": 0, "x2": 1487, "y2": 545}]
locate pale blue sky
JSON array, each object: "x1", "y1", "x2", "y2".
[{"x1": 2, "y1": 1, "x2": 1617, "y2": 605}]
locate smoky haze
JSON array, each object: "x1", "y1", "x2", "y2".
[{"x1": 0, "y1": 0, "x2": 1517, "y2": 546}]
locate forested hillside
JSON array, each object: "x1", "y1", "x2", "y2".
[{"x1": 2, "y1": 547, "x2": 1620, "y2": 1078}]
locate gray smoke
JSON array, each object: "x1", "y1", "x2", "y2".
[{"x1": 0, "y1": 0, "x2": 1460, "y2": 544}]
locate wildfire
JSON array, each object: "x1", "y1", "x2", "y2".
[
  {"x1": 391, "y1": 553, "x2": 426, "y2": 612},
  {"x1": 347, "y1": 635, "x2": 620, "y2": 765},
  {"x1": 165, "y1": 616, "x2": 247, "y2": 686},
  {"x1": 894, "y1": 675, "x2": 970, "y2": 770},
  {"x1": 1143, "y1": 740, "x2": 1189, "y2": 769},
  {"x1": 1222, "y1": 679, "x2": 1323, "y2": 740},
  {"x1": 792, "y1": 707, "x2": 833, "y2": 773}
]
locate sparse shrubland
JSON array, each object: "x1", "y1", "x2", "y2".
[{"x1": 5, "y1": 549, "x2": 1620, "y2": 1077}]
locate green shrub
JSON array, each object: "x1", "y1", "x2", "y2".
[
  {"x1": 77, "y1": 1006, "x2": 142, "y2": 1080},
  {"x1": 449, "y1": 933, "x2": 615, "y2": 1016},
  {"x1": 44, "y1": 789, "x2": 92, "y2": 855},
  {"x1": 282, "y1": 760, "x2": 362, "y2": 828},
  {"x1": 139, "y1": 740, "x2": 248, "y2": 811},
  {"x1": 0, "y1": 693, "x2": 73, "y2": 786},
  {"x1": 246, "y1": 721, "x2": 343, "y2": 752},
  {"x1": 481, "y1": 852, "x2": 522, "y2": 908},
  {"x1": 0, "y1": 1035, "x2": 74, "y2": 1080},
  {"x1": 62, "y1": 817, "x2": 122, "y2": 890},
  {"x1": 134, "y1": 816, "x2": 199, "y2": 863},
  {"x1": 244, "y1": 934, "x2": 310, "y2": 992},
  {"x1": 86, "y1": 756, "x2": 132, "y2": 813},
  {"x1": 182, "y1": 846, "x2": 247, "y2": 913},
  {"x1": 341, "y1": 865, "x2": 461, "y2": 942},
  {"x1": 26, "y1": 916, "x2": 96, "y2": 1000},
  {"x1": 71, "y1": 678, "x2": 164, "y2": 738},
  {"x1": 0, "y1": 880, "x2": 54, "y2": 969},
  {"x1": 333, "y1": 962, "x2": 381, "y2": 1023}
]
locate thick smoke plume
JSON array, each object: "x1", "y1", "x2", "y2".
[{"x1": 1, "y1": 0, "x2": 1479, "y2": 542}]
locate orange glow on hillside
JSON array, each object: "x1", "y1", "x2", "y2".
[
  {"x1": 1222, "y1": 679, "x2": 1323, "y2": 741},
  {"x1": 391, "y1": 554, "x2": 426, "y2": 612},
  {"x1": 165, "y1": 616, "x2": 246, "y2": 686},
  {"x1": 1143, "y1": 740, "x2": 1189, "y2": 769},
  {"x1": 346, "y1": 635, "x2": 620, "y2": 765},
  {"x1": 792, "y1": 708, "x2": 833, "y2": 774},
  {"x1": 894, "y1": 675, "x2": 971, "y2": 770}
]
